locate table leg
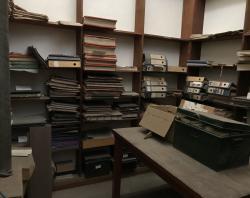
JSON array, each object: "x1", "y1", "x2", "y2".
[{"x1": 112, "y1": 136, "x2": 123, "y2": 198}]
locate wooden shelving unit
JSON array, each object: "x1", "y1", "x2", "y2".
[{"x1": 9, "y1": 0, "x2": 250, "y2": 189}]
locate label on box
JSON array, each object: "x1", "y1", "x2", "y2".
[
  {"x1": 18, "y1": 136, "x2": 28, "y2": 143},
  {"x1": 95, "y1": 164, "x2": 102, "y2": 170},
  {"x1": 16, "y1": 85, "x2": 32, "y2": 91}
]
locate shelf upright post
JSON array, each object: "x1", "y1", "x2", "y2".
[
  {"x1": 76, "y1": 0, "x2": 84, "y2": 175},
  {"x1": 238, "y1": 0, "x2": 250, "y2": 96},
  {"x1": 133, "y1": 0, "x2": 145, "y2": 112},
  {"x1": 179, "y1": 0, "x2": 205, "y2": 79},
  {"x1": 0, "y1": 0, "x2": 12, "y2": 177}
]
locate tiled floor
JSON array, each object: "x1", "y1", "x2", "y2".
[{"x1": 53, "y1": 172, "x2": 181, "y2": 198}]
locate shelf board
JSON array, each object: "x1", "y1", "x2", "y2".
[
  {"x1": 144, "y1": 33, "x2": 186, "y2": 42},
  {"x1": 190, "y1": 30, "x2": 243, "y2": 42},
  {"x1": 52, "y1": 147, "x2": 79, "y2": 153},
  {"x1": 84, "y1": 67, "x2": 140, "y2": 73},
  {"x1": 50, "y1": 96, "x2": 81, "y2": 100},
  {"x1": 11, "y1": 96, "x2": 50, "y2": 102},
  {"x1": 187, "y1": 65, "x2": 237, "y2": 70},
  {"x1": 10, "y1": 19, "x2": 82, "y2": 30},
  {"x1": 83, "y1": 25, "x2": 140, "y2": 37},
  {"x1": 84, "y1": 118, "x2": 139, "y2": 123},
  {"x1": 113, "y1": 30, "x2": 141, "y2": 37},
  {"x1": 142, "y1": 70, "x2": 187, "y2": 74}
]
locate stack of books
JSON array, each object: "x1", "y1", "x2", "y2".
[
  {"x1": 47, "y1": 76, "x2": 80, "y2": 152},
  {"x1": 117, "y1": 103, "x2": 139, "y2": 120},
  {"x1": 185, "y1": 76, "x2": 208, "y2": 101},
  {"x1": 187, "y1": 60, "x2": 212, "y2": 67},
  {"x1": 47, "y1": 54, "x2": 81, "y2": 68},
  {"x1": 47, "y1": 76, "x2": 81, "y2": 98},
  {"x1": 83, "y1": 74, "x2": 124, "y2": 100},
  {"x1": 9, "y1": 0, "x2": 49, "y2": 22},
  {"x1": 83, "y1": 35, "x2": 117, "y2": 71},
  {"x1": 51, "y1": 127, "x2": 79, "y2": 151},
  {"x1": 237, "y1": 50, "x2": 250, "y2": 71},
  {"x1": 47, "y1": 101, "x2": 80, "y2": 151},
  {"x1": 143, "y1": 53, "x2": 167, "y2": 72},
  {"x1": 142, "y1": 76, "x2": 168, "y2": 98},
  {"x1": 83, "y1": 102, "x2": 122, "y2": 121},
  {"x1": 9, "y1": 52, "x2": 39, "y2": 71},
  {"x1": 207, "y1": 81, "x2": 237, "y2": 97}
]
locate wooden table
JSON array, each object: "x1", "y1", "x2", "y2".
[{"x1": 112, "y1": 127, "x2": 250, "y2": 198}]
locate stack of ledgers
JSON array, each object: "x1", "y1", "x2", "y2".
[
  {"x1": 9, "y1": 52, "x2": 39, "y2": 71},
  {"x1": 83, "y1": 102, "x2": 122, "y2": 121},
  {"x1": 117, "y1": 103, "x2": 140, "y2": 120},
  {"x1": 142, "y1": 76, "x2": 168, "y2": 98},
  {"x1": 83, "y1": 16, "x2": 117, "y2": 72},
  {"x1": 83, "y1": 74, "x2": 124, "y2": 100},
  {"x1": 47, "y1": 76, "x2": 80, "y2": 151},
  {"x1": 47, "y1": 76, "x2": 81, "y2": 98},
  {"x1": 47, "y1": 101, "x2": 80, "y2": 151},
  {"x1": 9, "y1": 0, "x2": 48, "y2": 22},
  {"x1": 237, "y1": 50, "x2": 250, "y2": 71},
  {"x1": 83, "y1": 35, "x2": 117, "y2": 71}
]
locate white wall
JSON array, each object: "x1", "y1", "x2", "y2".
[
  {"x1": 203, "y1": 0, "x2": 246, "y2": 34},
  {"x1": 144, "y1": 38, "x2": 180, "y2": 66},
  {"x1": 115, "y1": 36, "x2": 134, "y2": 67},
  {"x1": 9, "y1": 24, "x2": 76, "y2": 59},
  {"x1": 83, "y1": 0, "x2": 136, "y2": 32},
  {"x1": 200, "y1": 39, "x2": 241, "y2": 65},
  {"x1": 144, "y1": 0, "x2": 183, "y2": 38},
  {"x1": 14, "y1": 0, "x2": 76, "y2": 22},
  {"x1": 200, "y1": 39, "x2": 242, "y2": 84}
]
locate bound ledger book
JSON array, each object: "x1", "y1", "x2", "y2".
[
  {"x1": 83, "y1": 16, "x2": 117, "y2": 30},
  {"x1": 83, "y1": 35, "x2": 117, "y2": 71}
]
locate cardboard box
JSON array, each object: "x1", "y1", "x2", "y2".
[{"x1": 139, "y1": 105, "x2": 177, "y2": 139}]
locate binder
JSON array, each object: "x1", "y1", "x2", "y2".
[
  {"x1": 150, "y1": 54, "x2": 165, "y2": 59},
  {"x1": 144, "y1": 81, "x2": 167, "y2": 86},
  {"x1": 167, "y1": 66, "x2": 187, "y2": 73},
  {"x1": 48, "y1": 60, "x2": 81, "y2": 68},
  {"x1": 144, "y1": 86, "x2": 167, "y2": 92},
  {"x1": 142, "y1": 92, "x2": 166, "y2": 98},
  {"x1": 186, "y1": 76, "x2": 206, "y2": 82},
  {"x1": 208, "y1": 81, "x2": 232, "y2": 89},
  {"x1": 188, "y1": 81, "x2": 204, "y2": 88},
  {"x1": 151, "y1": 59, "x2": 167, "y2": 65},
  {"x1": 207, "y1": 87, "x2": 231, "y2": 96},
  {"x1": 186, "y1": 87, "x2": 201, "y2": 94}
]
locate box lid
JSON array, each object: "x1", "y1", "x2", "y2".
[{"x1": 139, "y1": 105, "x2": 177, "y2": 137}]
